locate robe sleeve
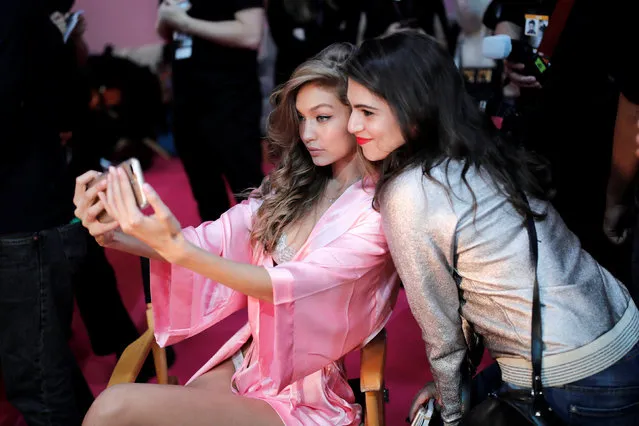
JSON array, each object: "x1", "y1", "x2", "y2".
[
  {"x1": 151, "y1": 197, "x2": 260, "y2": 347},
  {"x1": 262, "y1": 209, "x2": 399, "y2": 392}
]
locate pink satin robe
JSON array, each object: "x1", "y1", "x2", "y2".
[{"x1": 150, "y1": 180, "x2": 399, "y2": 425}]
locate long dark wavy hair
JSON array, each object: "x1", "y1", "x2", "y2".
[
  {"x1": 250, "y1": 42, "x2": 360, "y2": 253},
  {"x1": 343, "y1": 30, "x2": 553, "y2": 218}
]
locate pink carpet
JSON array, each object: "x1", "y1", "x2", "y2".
[{"x1": 0, "y1": 157, "x2": 454, "y2": 425}]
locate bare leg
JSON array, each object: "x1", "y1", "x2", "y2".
[{"x1": 83, "y1": 359, "x2": 284, "y2": 426}]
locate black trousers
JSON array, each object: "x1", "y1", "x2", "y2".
[
  {"x1": 73, "y1": 233, "x2": 140, "y2": 357},
  {"x1": 173, "y1": 75, "x2": 264, "y2": 222},
  {"x1": 0, "y1": 222, "x2": 94, "y2": 426}
]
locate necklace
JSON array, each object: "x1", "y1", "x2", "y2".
[{"x1": 325, "y1": 176, "x2": 362, "y2": 204}]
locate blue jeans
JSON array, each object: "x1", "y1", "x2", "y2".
[
  {"x1": 498, "y1": 341, "x2": 639, "y2": 425},
  {"x1": 0, "y1": 222, "x2": 94, "y2": 426}
]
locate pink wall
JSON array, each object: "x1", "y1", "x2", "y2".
[{"x1": 74, "y1": 0, "x2": 163, "y2": 53}]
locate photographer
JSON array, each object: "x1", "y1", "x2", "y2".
[{"x1": 487, "y1": 0, "x2": 639, "y2": 291}]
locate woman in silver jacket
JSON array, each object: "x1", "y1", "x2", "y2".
[{"x1": 344, "y1": 31, "x2": 639, "y2": 425}]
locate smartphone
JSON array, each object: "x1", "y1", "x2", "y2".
[
  {"x1": 411, "y1": 399, "x2": 436, "y2": 426},
  {"x1": 88, "y1": 158, "x2": 148, "y2": 222}
]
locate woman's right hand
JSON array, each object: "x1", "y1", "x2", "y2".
[
  {"x1": 503, "y1": 60, "x2": 542, "y2": 90},
  {"x1": 408, "y1": 382, "x2": 438, "y2": 423},
  {"x1": 73, "y1": 171, "x2": 120, "y2": 246}
]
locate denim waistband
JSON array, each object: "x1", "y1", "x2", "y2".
[{"x1": 0, "y1": 221, "x2": 83, "y2": 245}]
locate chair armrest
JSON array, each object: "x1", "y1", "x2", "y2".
[
  {"x1": 360, "y1": 329, "x2": 387, "y2": 392},
  {"x1": 107, "y1": 328, "x2": 155, "y2": 387}
]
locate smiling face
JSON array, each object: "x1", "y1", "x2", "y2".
[
  {"x1": 296, "y1": 82, "x2": 357, "y2": 167},
  {"x1": 347, "y1": 79, "x2": 406, "y2": 162}
]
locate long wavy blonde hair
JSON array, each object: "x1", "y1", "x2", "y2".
[{"x1": 250, "y1": 43, "x2": 358, "y2": 253}]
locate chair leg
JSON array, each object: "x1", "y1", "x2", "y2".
[
  {"x1": 151, "y1": 342, "x2": 169, "y2": 385},
  {"x1": 365, "y1": 389, "x2": 385, "y2": 426}
]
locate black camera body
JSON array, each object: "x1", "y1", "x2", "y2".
[{"x1": 508, "y1": 39, "x2": 552, "y2": 86}]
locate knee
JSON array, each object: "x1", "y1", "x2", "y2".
[{"x1": 82, "y1": 385, "x2": 133, "y2": 426}]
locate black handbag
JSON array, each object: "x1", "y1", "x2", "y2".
[{"x1": 461, "y1": 211, "x2": 565, "y2": 426}]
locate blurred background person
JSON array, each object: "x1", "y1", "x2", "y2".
[
  {"x1": 53, "y1": 0, "x2": 175, "y2": 383},
  {"x1": 362, "y1": 0, "x2": 454, "y2": 51},
  {"x1": 0, "y1": 0, "x2": 95, "y2": 423},
  {"x1": 156, "y1": 0, "x2": 265, "y2": 222},
  {"x1": 266, "y1": 0, "x2": 361, "y2": 87},
  {"x1": 452, "y1": 0, "x2": 500, "y2": 115},
  {"x1": 486, "y1": 0, "x2": 639, "y2": 293}
]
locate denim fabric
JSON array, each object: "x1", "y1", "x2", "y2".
[
  {"x1": 0, "y1": 222, "x2": 93, "y2": 426},
  {"x1": 73, "y1": 234, "x2": 140, "y2": 356},
  {"x1": 500, "y1": 341, "x2": 639, "y2": 425}
]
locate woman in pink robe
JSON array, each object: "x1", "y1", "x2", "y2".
[{"x1": 73, "y1": 43, "x2": 399, "y2": 426}]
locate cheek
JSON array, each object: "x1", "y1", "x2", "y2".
[
  {"x1": 376, "y1": 119, "x2": 405, "y2": 151},
  {"x1": 325, "y1": 124, "x2": 355, "y2": 154},
  {"x1": 361, "y1": 143, "x2": 386, "y2": 162}
]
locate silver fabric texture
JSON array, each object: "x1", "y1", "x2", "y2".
[
  {"x1": 381, "y1": 162, "x2": 635, "y2": 425},
  {"x1": 273, "y1": 233, "x2": 297, "y2": 265}
]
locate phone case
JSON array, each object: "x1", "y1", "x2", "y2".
[
  {"x1": 87, "y1": 158, "x2": 148, "y2": 223},
  {"x1": 121, "y1": 158, "x2": 148, "y2": 209}
]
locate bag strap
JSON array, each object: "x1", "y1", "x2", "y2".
[
  {"x1": 522, "y1": 199, "x2": 545, "y2": 412},
  {"x1": 537, "y1": 0, "x2": 576, "y2": 58}
]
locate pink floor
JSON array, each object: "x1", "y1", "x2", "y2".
[{"x1": 0, "y1": 157, "x2": 444, "y2": 425}]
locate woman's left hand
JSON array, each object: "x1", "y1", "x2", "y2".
[
  {"x1": 603, "y1": 203, "x2": 630, "y2": 245},
  {"x1": 158, "y1": 0, "x2": 190, "y2": 31},
  {"x1": 68, "y1": 13, "x2": 87, "y2": 41},
  {"x1": 408, "y1": 382, "x2": 438, "y2": 423},
  {"x1": 99, "y1": 167, "x2": 186, "y2": 263}
]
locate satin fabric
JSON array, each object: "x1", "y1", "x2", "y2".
[{"x1": 150, "y1": 180, "x2": 400, "y2": 425}]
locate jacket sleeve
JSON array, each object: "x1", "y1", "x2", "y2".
[
  {"x1": 150, "y1": 198, "x2": 260, "y2": 347},
  {"x1": 381, "y1": 172, "x2": 467, "y2": 426}
]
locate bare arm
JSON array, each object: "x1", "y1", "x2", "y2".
[
  {"x1": 156, "y1": 17, "x2": 173, "y2": 42},
  {"x1": 103, "y1": 167, "x2": 274, "y2": 302},
  {"x1": 69, "y1": 15, "x2": 89, "y2": 66},
  {"x1": 606, "y1": 93, "x2": 639, "y2": 206},
  {"x1": 172, "y1": 240, "x2": 273, "y2": 302},
  {"x1": 103, "y1": 231, "x2": 165, "y2": 261},
  {"x1": 178, "y1": 8, "x2": 264, "y2": 50},
  {"x1": 495, "y1": 21, "x2": 520, "y2": 39},
  {"x1": 73, "y1": 36, "x2": 89, "y2": 66}
]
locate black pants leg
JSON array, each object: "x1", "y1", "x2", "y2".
[
  {"x1": 0, "y1": 222, "x2": 93, "y2": 426},
  {"x1": 173, "y1": 78, "x2": 264, "y2": 222},
  {"x1": 73, "y1": 234, "x2": 140, "y2": 356}
]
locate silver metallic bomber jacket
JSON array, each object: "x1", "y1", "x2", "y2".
[{"x1": 380, "y1": 162, "x2": 639, "y2": 425}]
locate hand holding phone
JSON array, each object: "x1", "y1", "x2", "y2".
[
  {"x1": 97, "y1": 164, "x2": 185, "y2": 263},
  {"x1": 411, "y1": 400, "x2": 436, "y2": 426},
  {"x1": 88, "y1": 158, "x2": 148, "y2": 223}
]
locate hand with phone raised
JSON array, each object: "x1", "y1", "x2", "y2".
[
  {"x1": 74, "y1": 158, "x2": 152, "y2": 247},
  {"x1": 97, "y1": 167, "x2": 186, "y2": 263},
  {"x1": 73, "y1": 170, "x2": 120, "y2": 246}
]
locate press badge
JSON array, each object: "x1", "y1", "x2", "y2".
[{"x1": 524, "y1": 14, "x2": 549, "y2": 37}]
